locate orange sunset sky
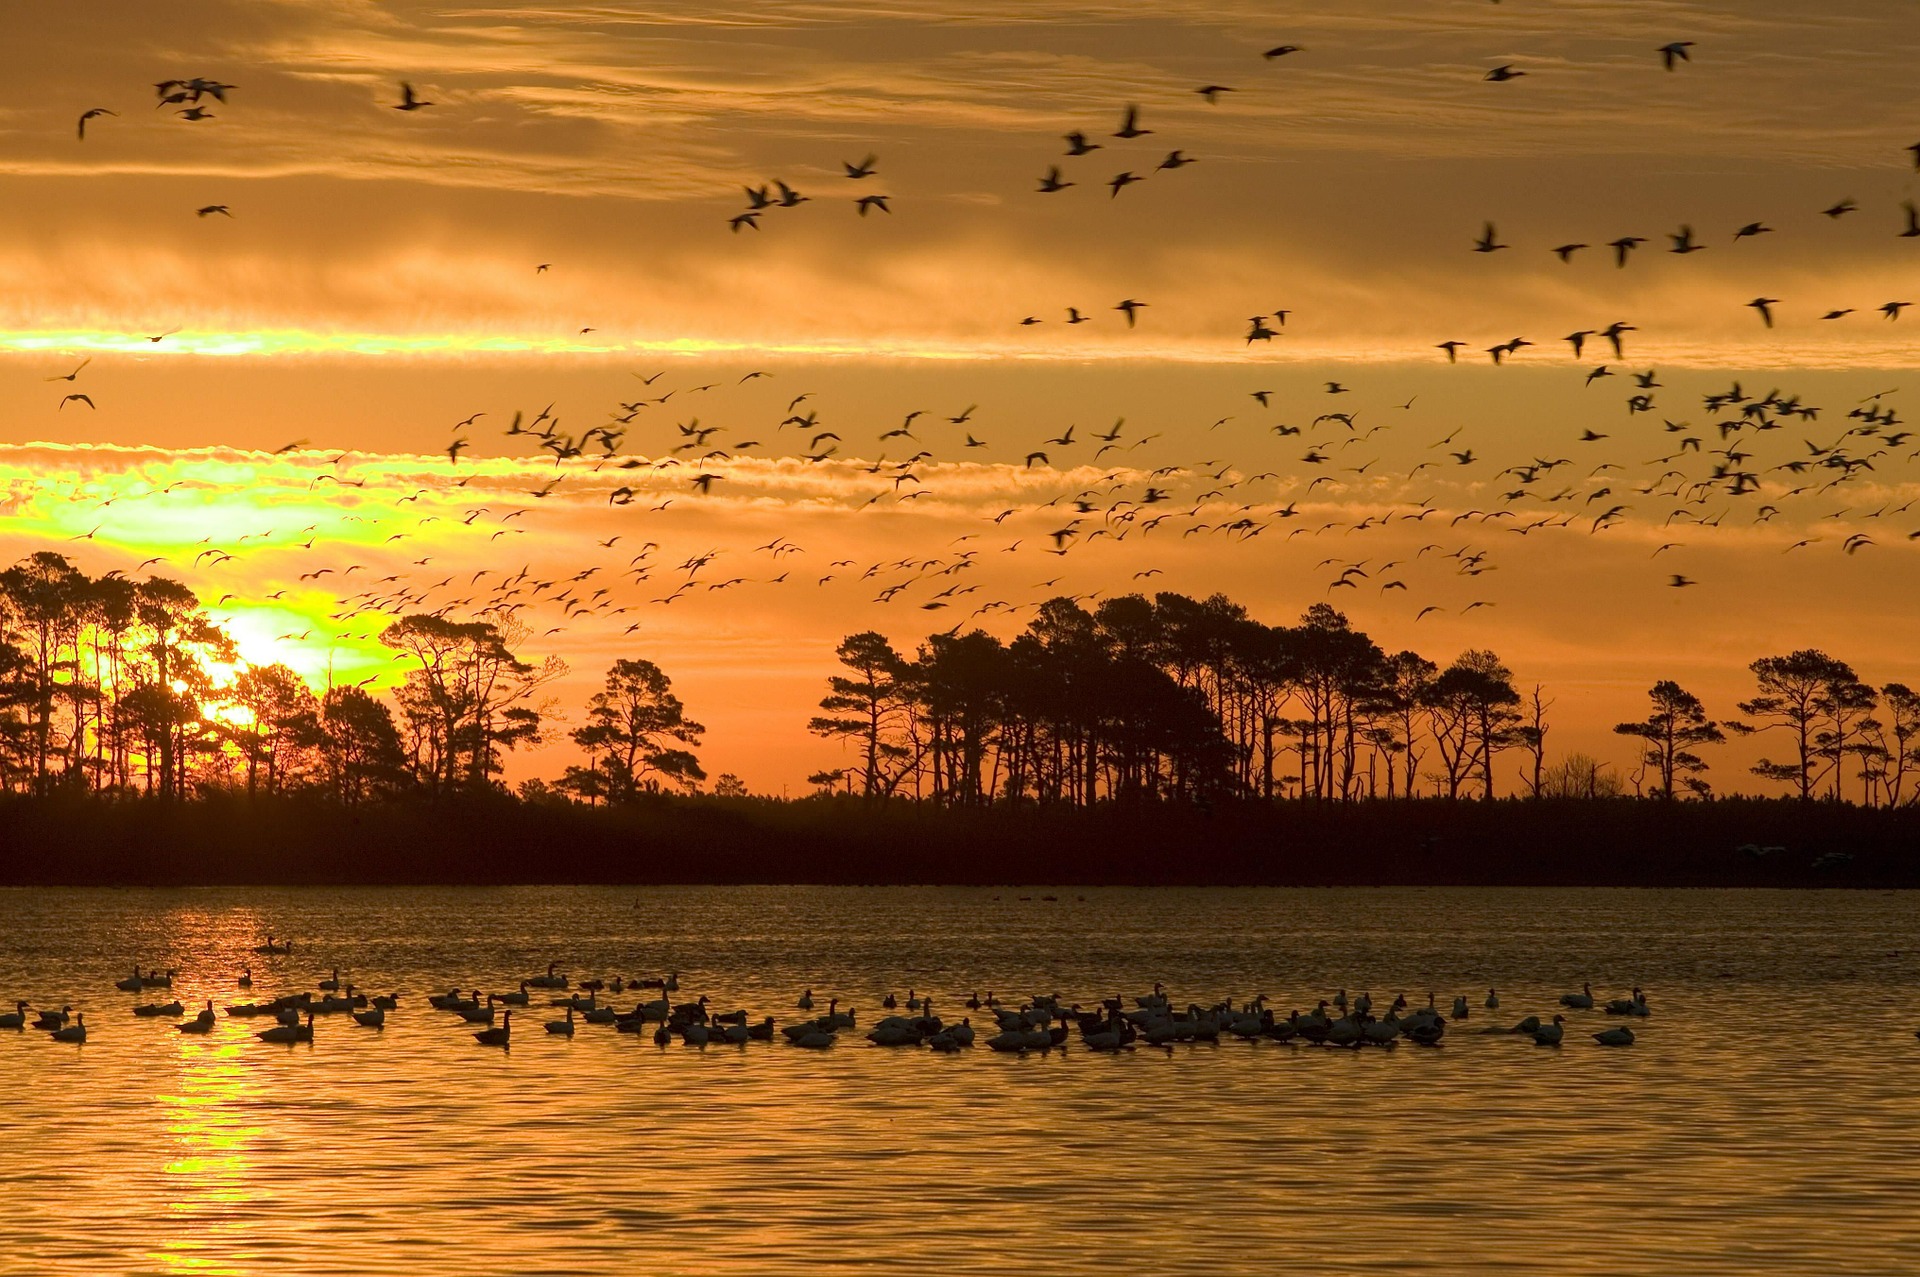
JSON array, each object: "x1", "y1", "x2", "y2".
[{"x1": 1, "y1": 0, "x2": 1916, "y2": 791}]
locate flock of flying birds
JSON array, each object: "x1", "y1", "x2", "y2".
[{"x1": 32, "y1": 26, "x2": 1920, "y2": 669}]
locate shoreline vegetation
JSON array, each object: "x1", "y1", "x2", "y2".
[
  {"x1": 0, "y1": 551, "x2": 1914, "y2": 888},
  {"x1": 0, "y1": 793, "x2": 1914, "y2": 887}
]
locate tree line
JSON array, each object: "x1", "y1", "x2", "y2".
[
  {"x1": 0, "y1": 549, "x2": 1910, "y2": 809},
  {"x1": 808, "y1": 592, "x2": 1920, "y2": 807},
  {"x1": 0, "y1": 551, "x2": 707, "y2": 803}
]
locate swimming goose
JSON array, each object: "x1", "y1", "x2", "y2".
[
  {"x1": 797, "y1": 989, "x2": 814, "y2": 1011},
  {"x1": 252, "y1": 938, "x2": 292, "y2": 956},
  {"x1": 177, "y1": 1001, "x2": 216, "y2": 1033},
  {"x1": 134, "y1": 1000, "x2": 185, "y2": 1018},
  {"x1": 34, "y1": 1005, "x2": 72, "y2": 1030},
  {"x1": 114, "y1": 968, "x2": 145, "y2": 992},
  {"x1": 1485, "y1": 988, "x2": 1499, "y2": 1009},
  {"x1": 527, "y1": 963, "x2": 567, "y2": 990},
  {"x1": 1361, "y1": 1015, "x2": 1401, "y2": 1046},
  {"x1": 0, "y1": 1001, "x2": 27, "y2": 1029},
  {"x1": 317, "y1": 970, "x2": 342, "y2": 992},
  {"x1": 352, "y1": 1005, "x2": 385, "y2": 1029},
  {"x1": 546, "y1": 1007, "x2": 576, "y2": 1036},
  {"x1": 1532, "y1": 1014, "x2": 1566, "y2": 1046},
  {"x1": 1451, "y1": 996, "x2": 1470, "y2": 1020},
  {"x1": 1488, "y1": 1015, "x2": 1541, "y2": 1036},
  {"x1": 1559, "y1": 984, "x2": 1595, "y2": 1009},
  {"x1": 460, "y1": 995, "x2": 498, "y2": 1024},
  {"x1": 1593, "y1": 1026, "x2": 1635, "y2": 1046},
  {"x1": 237, "y1": 969, "x2": 252, "y2": 989},
  {"x1": 1605, "y1": 988, "x2": 1651, "y2": 1017},
  {"x1": 498, "y1": 983, "x2": 531, "y2": 1007},
  {"x1": 474, "y1": 1011, "x2": 512, "y2": 1046},
  {"x1": 257, "y1": 1013, "x2": 314, "y2": 1044},
  {"x1": 372, "y1": 993, "x2": 399, "y2": 1011},
  {"x1": 51, "y1": 1013, "x2": 87, "y2": 1043}
]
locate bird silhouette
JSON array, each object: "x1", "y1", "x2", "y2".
[{"x1": 76, "y1": 107, "x2": 116, "y2": 140}]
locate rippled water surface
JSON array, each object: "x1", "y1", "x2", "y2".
[{"x1": 3, "y1": 886, "x2": 1919, "y2": 1275}]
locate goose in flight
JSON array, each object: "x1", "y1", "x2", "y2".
[
  {"x1": 1113, "y1": 104, "x2": 1150, "y2": 138},
  {"x1": 843, "y1": 154, "x2": 877, "y2": 178},
  {"x1": 394, "y1": 82, "x2": 432, "y2": 111},
  {"x1": 76, "y1": 108, "x2": 116, "y2": 140},
  {"x1": 1658, "y1": 41, "x2": 1694, "y2": 70}
]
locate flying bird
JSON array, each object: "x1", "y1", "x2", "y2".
[
  {"x1": 394, "y1": 82, "x2": 432, "y2": 111},
  {"x1": 1658, "y1": 41, "x2": 1694, "y2": 70},
  {"x1": 1113, "y1": 105, "x2": 1150, "y2": 139},
  {"x1": 76, "y1": 108, "x2": 116, "y2": 140}
]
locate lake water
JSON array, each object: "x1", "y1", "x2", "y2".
[{"x1": 1, "y1": 886, "x2": 1917, "y2": 1275}]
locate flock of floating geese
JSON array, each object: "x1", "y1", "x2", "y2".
[{"x1": 3, "y1": 940, "x2": 1662, "y2": 1052}]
